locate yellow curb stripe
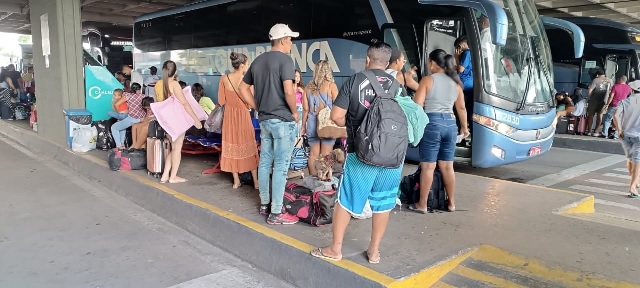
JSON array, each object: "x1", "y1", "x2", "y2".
[
  {"x1": 82, "y1": 154, "x2": 396, "y2": 286},
  {"x1": 472, "y1": 245, "x2": 640, "y2": 288},
  {"x1": 452, "y1": 266, "x2": 525, "y2": 288},
  {"x1": 556, "y1": 195, "x2": 595, "y2": 214},
  {"x1": 390, "y1": 247, "x2": 477, "y2": 288}
]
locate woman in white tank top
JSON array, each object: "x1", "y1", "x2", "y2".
[{"x1": 409, "y1": 49, "x2": 470, "y2": 214}]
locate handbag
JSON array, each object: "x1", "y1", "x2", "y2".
[
  {"x1": 205, "y1": 75, "x2": 249, "y2": 134},
  {"x1": 316, "y1": 94, "x2": 347, "y2": 139}
]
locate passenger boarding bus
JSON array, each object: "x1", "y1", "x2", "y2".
[
  {"x1": 133, "y1": 0, "x2": 584, "y2": 168},
  {"x1": 545, "y1": 17, "x2": 640, "y2": 93}
]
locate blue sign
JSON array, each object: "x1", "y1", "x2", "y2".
[{"x1": 85, "y1": 65, "x2": 123, "y2": 121}]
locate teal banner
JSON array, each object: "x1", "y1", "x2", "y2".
[{"x1": 85, "y1": 65, "x2": 123, "y2": 121}]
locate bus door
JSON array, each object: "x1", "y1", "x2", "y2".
[
  {"x1": 605, "y1": 54, "x2": 632, "y2": 81},
  {"x1": 381, "y1": 23, "x2": 423, "y2": 79},
  {"x1": 423, "y1": 18, "x2": 463, "y2": 65}
]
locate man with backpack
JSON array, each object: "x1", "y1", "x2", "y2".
[{"x1": 311, "y1": 41, "x2": 407, "y2": 264}]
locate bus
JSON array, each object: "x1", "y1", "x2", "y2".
[
  {"x1": 132, "y1": 0, "x2": 584, "y2": 168},
  {"x1": 545, "y1": 17, "x2": 640, "y2": 93}
]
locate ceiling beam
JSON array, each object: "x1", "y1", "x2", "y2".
[{"x1": 81, "y1": 11, "x2": 135, "y2": 25}]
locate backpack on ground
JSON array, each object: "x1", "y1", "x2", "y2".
[
  {"x1": 398, "y1": 166, "x2": 449, "y2": 212},
  {"x1": 108, "y1": 149, "x2": 146, "y2": 171},
  {"x1": 355, "y1": 71, "x2": 408, "y2": 168}
]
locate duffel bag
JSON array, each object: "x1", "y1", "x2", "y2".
[
  {"x1": 108, "y1": 149, "x2": 147, "y2": 171},
  {"x1": 283, "y1": 183, "x2": 313, "y2": 222}
]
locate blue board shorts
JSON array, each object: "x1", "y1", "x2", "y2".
[{"x1": 337, "y1": 153, "x2": 403, "y2": 214}]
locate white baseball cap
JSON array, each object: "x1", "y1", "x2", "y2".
[
  {"x1": 629, "y1": 80, "x2": 640, "y2": 92},
  {"x1": 269, "y1": 23, "x2": 299, "y2": 40}
]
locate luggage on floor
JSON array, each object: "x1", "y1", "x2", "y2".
[
  {"x1": 283, "y1": 183, "x2": 336, "y2": 226},
  {"x1": 556, "y1": 117, "x2": 569, "y2": 134},
  {"x1": 568, "y1": 116, "x2": 586, "y2": 135},
  {"x1": 107, "y1": 149, "x2": 146, "y2": 171},
  {"x1": 71, "y1": 126, "x2": 98, "y2": 153},
  {"x1": 399, "y1": 166, "x2": 448, "y2": 211},
  {"x1": 146, "y1": 137, "x2": 171, "y2": 178},
  {"x1": 93, "y1": 119, "x2": 117, "y2": 150},
  {"x1": 13, "y1": 103, "x2": 28, "y2": 120}
]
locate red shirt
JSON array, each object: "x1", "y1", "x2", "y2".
[{"x1": 610, "y1": 83, "x2": 632, "y2": 107}]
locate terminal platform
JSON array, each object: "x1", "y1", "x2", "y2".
[{"x1": 1, "y1": 120, "x2": 639, "y2": 288}]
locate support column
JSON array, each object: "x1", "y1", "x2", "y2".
[{"x1": 29, "y1": 0, "x2": 84, "y2": 146}]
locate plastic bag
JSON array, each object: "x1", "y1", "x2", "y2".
[
  {"x1": 351, "y1": 200, "x2": 372, "y2": 220},
  {"x1": 205, "y1": 105, "x2": 224, "y2": 133},
  {"x1": 71, "y1": 126, "x2": 98, "y2": 153}
]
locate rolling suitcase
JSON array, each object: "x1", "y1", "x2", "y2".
[
  {"x1": 556, "y1": 117, "x2": 569, "y2": 134},
  {"x1": 576, "y1": 116, "x2": 587, "y2": 134},
  {"x1": 147, "y1": 137, "x2": 171, "y2": 178}
]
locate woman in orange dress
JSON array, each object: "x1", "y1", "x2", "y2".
[{"x1": 218, "y1": 52, "x2": 259, "y2": 189}]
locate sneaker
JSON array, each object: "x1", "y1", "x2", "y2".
[
  {"x1": 259, "y1": 205, "x2": 270, "y2": 216},
  {"x1": 267, "y1": 213, "x2": 299, "y2": 225}
]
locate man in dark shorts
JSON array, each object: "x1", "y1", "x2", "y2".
[
  {"x1": 585, "y1": 70, "x2": 612, "y2": 136},
  {"x1": 238, "y1": 23, "x2": 301, "y2": 225},
  {"x1": 311, "y1": 42, "x2": 403, "y2": 264}
]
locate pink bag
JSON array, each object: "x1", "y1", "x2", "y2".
[{"x1": 150, "y1": 86, "x2": 208, "y2": 140}]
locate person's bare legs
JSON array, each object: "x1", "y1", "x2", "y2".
[
  {"x1": 629, "y1": 161, "x2": 640, "y2": 195},
  {"x1": 232, "y1": 172, "x2": 241, "y2": 189},
  {"x1": 438, "y1": 160, "x2": 456, "y2": 211},
  {"x1": 594, "y1": 110, "x2": 606, "y2": 135},
  {"x1": 308, "y1": 143, "x2": 320, "y2": 176},
  {"x1": 320, "y1": 142, "x2": 334, "y2": 156},
  {"x1": 168, "y1": 133, "x2": 186, "y2": 183},
  {"x1": 251, "y1": 169, "x2": 259, "y2": 189},
  {"x1": 367, "y1": 211, "x2": 390, "y2": 262},
  {"x1": 160, "y1": 135, "x2": 173, "y2": 183},
  {"x1": 586, "y1": 112, "x2": 595, "y2": 134},
  {"x1": 131, "y1": 121, "x2": 149, "y2": 149},
  {"x1": 553, "y1": 110, "x2": 568, "y2": 127},
  {"x1": 416, "y1": 162, "x2": 437, "y2": 210},
  {"x1": 131, "y1": 123, "x2": 139, "y2": 148},
  {"x1": 317, "y1": 203, "x2": 351, "y2": 259}
]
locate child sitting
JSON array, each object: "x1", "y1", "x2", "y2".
[{"x1": 108, "y1": 88, "x2": 129, "y2": 120}]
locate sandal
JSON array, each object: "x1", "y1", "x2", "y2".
[
  {"x1": 168, "y1": 177, "x2": 188, "y2": 184},
  {"x1": 408, "y1": 203, "x2": 428, "y2": 214},
  {"x1": 629, "y1": 193, "x2": 639, "y2": 199},
  {"x1": 310, "y1": 247, "x2": 342, "y2": 261},
  {"x1": 367, "y1": 251, "x2": 381, "y2": 264},
  {"x1": 448, "y1": 205, "x2": 456, "y2": 212}
]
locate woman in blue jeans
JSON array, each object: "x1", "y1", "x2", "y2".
[{"x1": 410, "y1": 49, "x2": 470, "y2": 213}]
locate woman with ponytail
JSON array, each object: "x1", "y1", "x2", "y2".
[
  {"x1": 410, "y1": 49, "x2": 470, "y2": 214},
  {"x1": 150, "y1": 60, "x2": 208, "y2": 184}
]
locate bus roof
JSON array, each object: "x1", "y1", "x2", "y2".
[
  {"x1": 559, "y1": 17, "x2": 640, "y2": 33},
  {"x1": 135, "y1": 0, "x2": 232, "y2": 22}
]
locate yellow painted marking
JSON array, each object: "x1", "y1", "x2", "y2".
[
  {"x1": 473, "y1": 245, "x2": 640, "y2": 288},
  {"x1": 391, "y1": 248, "x2": 477, "y2": 288},
  {"x1": 430, "y1": 282, "x2": 455, "y2": 288},
  {"x1": 81, "y1": 154, "x2": 396, "y2": 286},
  {"x1": 556, "y1": 195, "x2": 595, "y2": 214},
  {"x1": 453, "y1": 266, "x2": 524, "y2": 288}
]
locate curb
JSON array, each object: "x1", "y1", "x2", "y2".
[
  {"x1": 552, "y1": 135, "x2": 624, "y2": 155},
  {"x1": 0, "y1": 122, "x2": 389, "y2": 288}
]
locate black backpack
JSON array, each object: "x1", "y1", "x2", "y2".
[
  {"x1": 355, "y1": 71, "x2": 408, "y2": 168},
  {"x1": 399, "y1": 166, "x2": 449, "y2": 212}
]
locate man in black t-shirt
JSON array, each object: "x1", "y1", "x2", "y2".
[
  {"x1": 7, "y1": 64, "x2": 22, "y2": 98},
  {"x1": 311, "y1": 42, "x2": 403, "y2": 264},
  {"x1": 239, "y1": 23, "x2": 301, "y2": 225}
]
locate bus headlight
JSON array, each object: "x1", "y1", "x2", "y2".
[
  {"x1": 473, "y1": 114, "x2": 517, "y2": 136},
  {"x1": 491, "y1": 146, "x2": 506, "y2": 159}
]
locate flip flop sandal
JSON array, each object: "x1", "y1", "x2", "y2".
[
  {"x1": 408, "y1": 204, "x2": 428, "y2": 214},
  {"x1": 629, "y1": 193, "x2": 639, "y2": 199},
  {"x1": 367, "y1": 251, "x2": 381, "y2": 264},
  {"x1": 310, "y1": 247, "x2": 342, "y2": 261}
]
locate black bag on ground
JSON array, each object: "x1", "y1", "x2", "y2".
[
  {"x1": 93, "y1": 120, "x2": 117, "y2": 150},
  {"x1": 107, "y1": 149, "x2": 147, "y2": 171},
  {"x1": 399, "y1": 166, "x2": 448, "y2": 211},
  {"x1": 355, "y1": 71, "x2": 408, "y2": 168},
  {"x1": 148, "y1": 120, "x2": 165, "y2": 139}
]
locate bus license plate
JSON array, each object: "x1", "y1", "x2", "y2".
[{"x1": 528, "y1": 146, "x2": 542, "y2": 156}]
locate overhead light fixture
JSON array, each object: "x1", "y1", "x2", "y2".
[{"x1": 104, "y1": 34, "x2": 110, "y2": 38}]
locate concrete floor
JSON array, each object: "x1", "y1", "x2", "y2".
[
  {"x1": 0, "y1": 133, "x2": 294, "y2": 288},
  {"x1": 3, "y1": 119, "x2": 640, "y2": 287},
  {"x1": 83, "y1": 146, "x2": 640, "y2": 285}
]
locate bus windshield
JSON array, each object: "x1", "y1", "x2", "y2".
[{"x1": 480, "y1": 0, "x2": 553, "y2": 107}]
